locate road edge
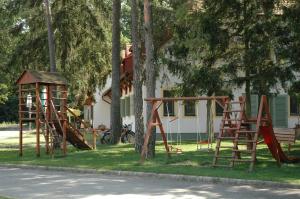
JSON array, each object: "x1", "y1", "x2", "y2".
[{"x1": 1, "y1": 163, "x2": 300, "y2": 189}]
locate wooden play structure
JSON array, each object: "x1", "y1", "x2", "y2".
[
  {"x1": 213, "y1": 95, "x2": 299, "y2": 171},
  {"x1": 17, "y1": 70, "x2": 95, "y2": 157},
  {"x1": 141, "y1": 95, "x2": 299, "y2": 171},
  {"x1": 140, "y1": 96, "x2": 228, "y2": 160}
]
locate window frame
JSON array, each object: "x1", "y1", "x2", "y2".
[
  {"x1": 163, "y1": 90, "x2": 175, "y2": 117},
  {"x1": 289, "y1": 95, "x2": 299, "y2": 117},
  {"x1": 184, "y1": 101, "x2": 196, "y2": 116},
  {"x1": 215, "y1": 101, "x2": 223, "y2": 117}
]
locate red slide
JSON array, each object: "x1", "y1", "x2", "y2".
[{"x1": 260, "y1": 126, "x2": 299, "y2": 164}]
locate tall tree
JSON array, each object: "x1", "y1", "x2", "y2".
[
  {"x1": 165, "y1": 1, "x2": 230, "y2": 137},
  {"x1": 167, "y1": 0, "x2": 296, "y2": 118},
  {"x1": 144, "y1": 0, "x2": 156, "y2": 157},
  {"x1": 6, "y1": 0, "x2": 112, "y2": 106},
  {"x1": 44, "y1": 0, "x2": 56, "y2": 72},
  {"x1": 131, "y1": 0, "x2": 144, "y2": 153},
  {"x1": 110, "y1": 0, "x2": 122, "y2": 144}
]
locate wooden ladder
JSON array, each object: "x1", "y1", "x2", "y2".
[
  {"x1": 38, "y1": 97, "x2": 61, "y2": 156},
  {"x1": 212, "y1": 96, "x2": 259, "y2": 171}
]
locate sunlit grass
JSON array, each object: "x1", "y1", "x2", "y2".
[
  {"x1": 1, "y1": 132, "x2": 300, "y2": 185},
  {"x1": 0, "y1": 122, "x2": 18, "y2": 128},
  {"x1": 0, "y1": 196, "x2": 14, "y2": 199}
]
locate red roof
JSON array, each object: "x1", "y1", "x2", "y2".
[{"x1": 102, "y1": 47, "x2": 133, "y2": 101}]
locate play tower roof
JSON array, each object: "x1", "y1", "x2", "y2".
[{"x1": 16, "y1": 70, "x2": 67, "y2": 85}]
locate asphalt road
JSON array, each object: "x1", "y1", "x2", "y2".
[{"x1": 0, "y1": 167, "x2": 299, "y2": 199}]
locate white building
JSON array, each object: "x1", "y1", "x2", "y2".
[{"x1": 85, "y1": 48, "x2": 300, "y2": 140}]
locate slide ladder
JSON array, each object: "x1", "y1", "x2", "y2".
[
  {"x1": 213, "y1": 96, "x2": 258, "y2": 170},
  {"x1": 213, "y1": 95, "x2": 299, "y2": 171}
]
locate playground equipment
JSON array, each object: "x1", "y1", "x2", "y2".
[
  {"x1": 213, "y1": 95, "x2": 299, "y2": 171},
  {"x1": 196, "y1": 100, "x2": 215, "y2": 151},
  {"x1": 17, "y1": 70, "x2": 95, "y2": 157},
  {"x1": 165, "y1": 101, "x2": 182, "y2": 154},
  {"x1": 140, "y1": 96, "x2": 227, "y2": 161},
  {"x1": 141, "y1": 95, "x2": 299, "y2": 171}
]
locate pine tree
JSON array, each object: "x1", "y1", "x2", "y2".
[
  {"x1": 144, "y1": 0, "x2": 156, "y2": 158},
  {"x1": 110, "y1": 0, "x2": 122, "y2": 144},
  {"x1": 131, "y1": 0, "x2": 144, "y2": 153},
  {"x1": 6, "y1": 0, "x2": 112, "y2": 105}
]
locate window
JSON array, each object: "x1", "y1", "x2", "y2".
[
  {"x1": 163, "y1": 90, "x2": 175, "y2": 116},
  {"x1": 290, "y1": 95, "x2": 298, "y2": 116},
  {"x1": 125, "y1": 96, "x2": 130, "y2": 116},
  {"x1": 215, "y1": 102, "x2": 223, "y2": 116},
  {"x1": 184, "y1": 101, "x2": 196, "y2": 116},
  {"x1": 130, "y1": 94, "x2": 134, "y2": 116},
  {"x1": 120, "y1": 98, "x2": 125, "y2": 117}
]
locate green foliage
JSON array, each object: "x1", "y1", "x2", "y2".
[
  {"x1": 4, "y1": 0, "x2": 112, "y2": 106},
  {"x1": 164, "y1": 0, "x2": 299, "y2": 98},
  {"x1": 163, "y1": 1, "x2": 229, "y2": 96},
  {"x1": 0, "y1": 95, "x2": 18, "y2": 122}
]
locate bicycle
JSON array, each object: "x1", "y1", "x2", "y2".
[{"x1": 100, "y1": 124, "x2": 135, "y2": 144}]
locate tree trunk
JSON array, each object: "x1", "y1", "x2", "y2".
[
  {"x1": 243, "y1": 1, "x2": 253, "y2": 152},
  {"x1": 110, "y1": 0, "x2": 122, "y2": 144},
  {"x1": 44, "y1": 0, "x2": 56, "y2": 72},
  {"x1": 206, "y1": 99, "x2": 212, "y2": 144},
  {"x1": 144, "y1": 0, "x2": 156, "y2": 158},
  {"x1": 44, "y1": 0, "x2": 61, "y2": 149},
  {"x1": 131, "y1": 0, "x2": 144, "y2": 153}
]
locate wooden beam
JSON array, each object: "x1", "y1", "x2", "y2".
[
  {"x1": 145, "y1": 96, "x2": 229, "y2": 102},
  {"x1": 140, "y1": 101, "x2": 163, "y2": 162},
  {"x1": 35, "y1": 83, "x2": 40, "y2": 157},
  {"x1": 46, "y1": 85, "x2": 50, "y2": 154},
  {"x1": 62, "y1": 85, "x2": 67, "y2": 155},
  {"x1": 19, "y1": 85, "x2": 23, "y2": 156},
  {"x1": 154, "y1": 110, "x2": 170, "y2": 156}
]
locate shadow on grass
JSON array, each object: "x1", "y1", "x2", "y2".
[{"x1": 0, "y1": 141, "x2": 300, "y2": 184}]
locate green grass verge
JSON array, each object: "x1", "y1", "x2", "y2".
[
  {"x1": 1, "y1": 132, "x2": 300, "y2": 185},
  {"x1": 0, "y1": 122, "x2": 18, "y2": 128},
  {"x1": 0, "y1": 196, "x2": 13, "y2": 199}
]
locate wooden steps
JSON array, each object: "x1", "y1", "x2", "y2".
[{"x1": 212, "y1": 96, "x2": 258, "y2": 171}]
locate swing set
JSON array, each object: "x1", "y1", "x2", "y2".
[{"x1": 141, "y1": 96, "x2": 228, "y2": 161}]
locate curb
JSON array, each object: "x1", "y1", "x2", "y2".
[{"x1": 1, "y1": 163, "x2": 300, "y2": 189}]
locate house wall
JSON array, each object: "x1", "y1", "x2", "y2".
[
  {"x1": 89, "y1": 68, "x2": 300, "y2": 138},
  {"x1": 92, "y1": 77, "x2": 112, "y2": 128}
]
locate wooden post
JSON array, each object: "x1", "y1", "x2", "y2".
[
  {"x1": 62, "y1": 85, "x2": 67, "y2": 155},
  {"x1": 46, "y1": 85, "x2": 50, "y2": 154},
  {"x1": 154, "y1": 110, "x2": 170, "y2": 156},
  {"x1": 93, "y1": 129, "x2": 97, "y2": 150},
  {"x1": 19, "y1": 84, "x2": 23, "y2": 156},
  {"x1": 140, "y1": 101, "x2": 166, "y2": 162},
  {"x1": 35, "y1": 83, "x2": 40, "y2": 157}
]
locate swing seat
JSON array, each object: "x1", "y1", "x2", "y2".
[
  {"x1": 198, "y1": 140, "x2": 209, "y2": 144},
  {"x1": 168, "y1": 145, "x2": 183, "y2": 154}
]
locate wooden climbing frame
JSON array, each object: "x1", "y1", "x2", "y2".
[{"x1": 17, "y1": 70, "x2": 68, "y2": 157}]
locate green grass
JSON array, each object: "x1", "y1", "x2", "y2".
[
  {"x1": 0, "y1": 196, "x2": 13, "y2": 199},
  {"x1": 0, "y1": 122, "x2": 18, "y2": 128},
  {"x1": 1, "y1": 132, "x2": 300, "y2": 185}
]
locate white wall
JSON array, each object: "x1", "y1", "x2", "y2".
[
  {"x1": 91, "y1": 67, "x2": 299, "y2": 133},
  {"x1": 92, "y1": 77, "x2": 112, "y2": 128}
]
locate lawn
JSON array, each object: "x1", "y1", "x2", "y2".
[
  {"x1": 0, "y1": 131, "x2": 300, "y2": 185},
  {"x1": 0, "y1": 196, "x2": 13, "y2": 199}
]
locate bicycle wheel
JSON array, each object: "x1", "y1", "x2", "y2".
[
  {"x1": 101, "y1": 132, "x2": 112, "y2": 144},
  {"x1": 126, "y1": 131, "x2": 135, "y2": 144}
]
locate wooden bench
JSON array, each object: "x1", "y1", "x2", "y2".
[{"x1": 273, "y1": 128, "x2": 296, "y2": 152}]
